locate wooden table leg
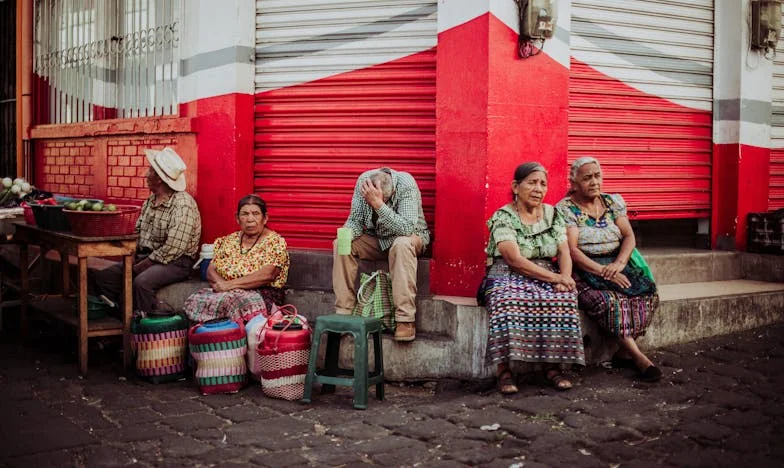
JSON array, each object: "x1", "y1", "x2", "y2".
[
  {"x1": 122, "y1": 254, "x2": 133, "y2": 372},
  {"x1": 20, "y1": 243, "x2": 29, "y2": 338},
  {"x1": 62, "y1": 249, "x2": 71, "y2": 297},
  {"x1": 78, "y1": 257, "x2": 88, "y2": 375}
]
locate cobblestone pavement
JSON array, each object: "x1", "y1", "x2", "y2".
[{"x1": 1, "y1": 322, "x2": 783, "y2": 468}]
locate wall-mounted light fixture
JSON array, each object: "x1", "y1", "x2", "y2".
[{"x1": 751, "y1": 0, "x2": 782, "y2": 58}]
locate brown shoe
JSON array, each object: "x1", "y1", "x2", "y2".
[{"x1": 394, "y1": 322, "x2": 416, "y2": 342}]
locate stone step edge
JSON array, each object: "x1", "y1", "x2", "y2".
[{"x1": 658, "y1": 280, "x2": 784, "y2": 301}]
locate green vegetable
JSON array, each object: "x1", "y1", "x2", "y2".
[
  {"x1": 91, "y1": 203, "x2": 103, "y2": 211},
  {"x1": 105, "y1": 204, "x2": 117, "y2": 212}
]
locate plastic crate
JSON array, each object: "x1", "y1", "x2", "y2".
[
  {"x1": 747, "y1": 210, "x2": 784, "y2": 255},
  {"x1": 64, "y1": 205, "x2": 141, "y2": 237},
  {"x1": 31, "y1": 204, "x2": 71, "y2": 231}
]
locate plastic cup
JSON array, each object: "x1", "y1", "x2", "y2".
[{"x1": 337, "y1": 227, "x2": 352, "y2": 255}]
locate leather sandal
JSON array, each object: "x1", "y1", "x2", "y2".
[
  {"x1": 497, "y1": 370, "x2": 518, "y2": 395},
  {"x1": 546, "y1": 370, "x2": 573, "y2": 391}
]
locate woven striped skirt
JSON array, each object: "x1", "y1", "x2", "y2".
[
  {"x1": 575, "y1": 257, "x2": 659, "y2": 339},
  {"x1": 183, "y1": 287, "x2": 284, "y2": 324},
  {"x1": 484, "y1": 260, "x2": 585, "y2": 366}
]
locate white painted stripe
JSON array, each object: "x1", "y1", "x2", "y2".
[
  {"x1": 437, "y1": 0, "x2": 488, "y2": 33},
  {"x1": 571, "y1": 0, "x2": 714, "y2": 112},
  {"x1": 180, "y1": 62, "x2": 256, "y2": 103},
  {"x1": 714, "y1": 120, "x2": 771, "y2": 147},
  {"x1": 178, "y1": 0, "x2": 256, "y2": 101},
  {"x1": 256, "y1": 1, "x2": 437, "y2": 93}
]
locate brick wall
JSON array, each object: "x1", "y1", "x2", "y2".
[
  {"x1": 30, "y1": 118, "x2": 196, "y2": 203},
  {"x1": 38, "y1": 141, "x2": 95, "y2": 196},
  {"x1": 106, "y1": 137, "x2": 176, "y2": 200}
]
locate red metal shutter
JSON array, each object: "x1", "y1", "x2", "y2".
[
  {"x1": 254, "y1": 1, "x2": 437, "y2": 250},
  {"x1": 771, "y1": 9, "x2": 784, "y2": 210},
  {"x1": 569, "y1": 0, "x2": 714, "y2": 219}
]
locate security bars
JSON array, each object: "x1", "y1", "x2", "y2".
[{"x1": 33, "y1": 0, "x2": 181, "y2": 124}]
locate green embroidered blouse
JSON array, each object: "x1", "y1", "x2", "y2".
[{"x1": 484, "y1": 203, "x2": 567, "y2": 265}]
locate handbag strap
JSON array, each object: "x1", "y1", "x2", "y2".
[{"x1": 356, "y1": 270, "x2": 382, "y2": 301}]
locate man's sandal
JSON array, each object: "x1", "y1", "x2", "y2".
[
  {"x1": 497, "y1": 370, "x2": 518, "y2": 395},
  {"x1": 546, "y1": 370, "x2": 573, "y2": 391}
]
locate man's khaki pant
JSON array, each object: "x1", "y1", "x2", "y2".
[{"x1": 333, "y1": 234, "x2": 424, "y2": 323}]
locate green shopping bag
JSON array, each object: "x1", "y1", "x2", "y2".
[
  {"x1": 629, "y1": 248, "x2": 655, "y2": 282},
  {"x1": 352, "y1": 270, "x2": 396, "y2": 331}
]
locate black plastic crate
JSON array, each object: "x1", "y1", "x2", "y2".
[
  {"x1": 747, "y1": 209, "x2": 784, "y2": 255},
  {"x1": 30, "y1": 204, "x2": 71, "y2": 231}
]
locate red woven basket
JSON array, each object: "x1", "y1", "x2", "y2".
[{"x1": 63, "y1": 205, "x2": 141, "y2": 237}]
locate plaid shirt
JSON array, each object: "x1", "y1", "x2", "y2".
[
  {"x1": 136, "y1": 191, "x2": 202, "y2": 264},
  {"x1": 344, "y1": 168, "x2": 430, "y2": 251}
]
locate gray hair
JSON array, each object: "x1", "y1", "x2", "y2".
[
  {"x1": 569, "y1": 157, "x2": 601, "y2": 183},
  {"x1": 567, "y1": 157, "x2": 601, "y2": 195},
  {"x1": 370, "y1": 168, "x2": 394, "y2": 200}
]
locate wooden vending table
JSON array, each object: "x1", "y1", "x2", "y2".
[{"x1": 13, "y1": 222, "x2": 137, "y2": 375}]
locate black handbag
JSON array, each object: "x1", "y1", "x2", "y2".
[{"x1": 476, "y1": 268, "x2": 491, "y2": 306}]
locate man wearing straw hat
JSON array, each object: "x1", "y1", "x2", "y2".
[{"x1": 92, "y1": 147, "x2": 202, "y2": 318}]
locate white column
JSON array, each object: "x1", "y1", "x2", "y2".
[{"x1": 179, "y1": 0, "x2": 255, "y2": 103}]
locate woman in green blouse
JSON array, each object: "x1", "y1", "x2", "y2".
[{"x1": 480, "y1": 162, "x2": 585, "y2": 394}]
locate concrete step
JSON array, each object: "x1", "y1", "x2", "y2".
[
  {"x1": 638, "y1": 280, "x2": 784, "y2": 349},
  {"x1": 642, "y1": 248, "x2": 743, "y2": 285}
]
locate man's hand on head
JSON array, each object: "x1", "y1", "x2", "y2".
[{"x1": 360, "y1": 179, "x2": 385, "y2": 210}]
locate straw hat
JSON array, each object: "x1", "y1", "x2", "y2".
[{"x1": 144, "y1": 147, "x2": 187, "y2": 192}]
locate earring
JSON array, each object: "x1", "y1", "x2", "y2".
[{"x1": 513, "y1": 194, "x2": 518, "y2": 203}]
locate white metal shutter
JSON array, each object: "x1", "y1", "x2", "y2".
[
  {"x1": 569, "y1": 0, "x2": 714, "y2": 219},
  {"x1": 770, "y1": 9, "x2": 784, "y2": 210},
  {"x1": 254, "y1": 0, "x2": 437, "y2": 250}
]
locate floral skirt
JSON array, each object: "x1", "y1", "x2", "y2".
[
  {"x1": 576, "y1": 255, "x2": 658, "y2": 339},
  {"x1": 484, "y1": 260, "x2": 585, "y2": 366},
  {"x1": 183, "y1": 286, "x2": 285, "y2": 323}
]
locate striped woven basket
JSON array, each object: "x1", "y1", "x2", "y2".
[
  {"x1": 131, "y1": 315, "x2": 189, "y2": 384},
  {"x1": 188, "y1": 319, "x2": 248, "y2": 395}
]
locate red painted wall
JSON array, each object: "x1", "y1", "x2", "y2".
[
  {"x1": 711, "y1": 143, "x2": 770, "y2": 250},
  {"x1": 183, "y1": 93, "x2": 255, "y2": 244},
  {"x1": 431, "y1": 14, "x2": 569, "y2": 296}
]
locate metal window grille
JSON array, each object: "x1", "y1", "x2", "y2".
[{"x1": 33, "y1": 0, "x2": 181, "y2": 124}]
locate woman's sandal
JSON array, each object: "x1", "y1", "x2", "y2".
[
  {"x1": 546, "y1": 370, "x2": 573, "y2": 391},
  {"x1": 497, "y1": 370, "x2": 519, "y2": 395}
]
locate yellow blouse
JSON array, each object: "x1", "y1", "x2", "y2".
[{"x1": 211, "y1": 230, "x2": 289, "y2": 289}]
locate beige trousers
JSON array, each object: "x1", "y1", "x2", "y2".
[{"x1": 333, "y1": 234, "x2": 424, "y2": 323}]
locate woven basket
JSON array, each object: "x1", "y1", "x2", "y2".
[
  {"x1": 258, "y1": 311, "x2": 311, "y2": 401},
  {"x1": 64, "y1": 205, "x2": 141, "y2": 237},
  {"x1": 188, "y1": 319, "x2": 248, "y2": 395},
  {"x1": 131, "y1": 315, "x2": 189, "y2": 383}
]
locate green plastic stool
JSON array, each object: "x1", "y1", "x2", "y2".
[{"x1": 301, "y1": 314, "x2": 384, "y2": 409}]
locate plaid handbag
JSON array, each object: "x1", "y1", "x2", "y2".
[{"x1": 352, "y1": 270, "x2": 396, "y2": 331}]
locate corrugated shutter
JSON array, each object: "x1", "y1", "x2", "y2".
[
  {"x1": 254, "y1": 1, "x2": 437, "y2": 250},
  {"x1": 771, "y1": 9, "x2": 784, "y2": 210},
  {"x1": 569, "y1": 0, "x2": 714, "y2": 219}
]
